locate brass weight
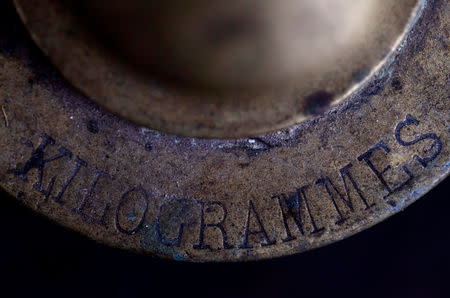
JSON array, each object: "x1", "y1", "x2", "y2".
[{"x1": 0, "y1": 0, "x2": 448, "y2": 261}]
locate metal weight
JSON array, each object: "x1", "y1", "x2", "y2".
[{"x1": 0, "y1": 0, "x2": 448, "y2": 261}]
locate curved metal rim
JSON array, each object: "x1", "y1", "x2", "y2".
[
  {"x1": 14, "y1": 0, "x2": 422, "y2": 138},
  {"x1": 0, "y1": 0, "x2": 448, "y2": 262}
]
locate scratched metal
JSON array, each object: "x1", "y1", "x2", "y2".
[
  {"x1": 0, "y1": 0, "x2": 448, "y2": 262},
  {"x1": 14, "y1": 0, "x2": 421, "y2": 138}
]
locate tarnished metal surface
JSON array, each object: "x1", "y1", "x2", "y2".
[
  {"x1": 0, "y1": 0, "x2": 448, "y2": 262},
  {"x1": 14, "y1": 0, "x2": 420, "y2": 138}
]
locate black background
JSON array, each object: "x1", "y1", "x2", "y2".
[{"x1": 1, "y1": 1, "x2": 449, "y2": 297}]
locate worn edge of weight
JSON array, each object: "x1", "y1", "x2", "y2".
[{"x1": 0, "y1": 0, "x2": 448, "y2": 262}]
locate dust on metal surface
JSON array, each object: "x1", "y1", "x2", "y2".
[
  {"x1": 14, "y1": 0, "x2": 421, "y2": 138},
  {"x1": 0, "y1": 0, "x2": 448, "y2": 261}
]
